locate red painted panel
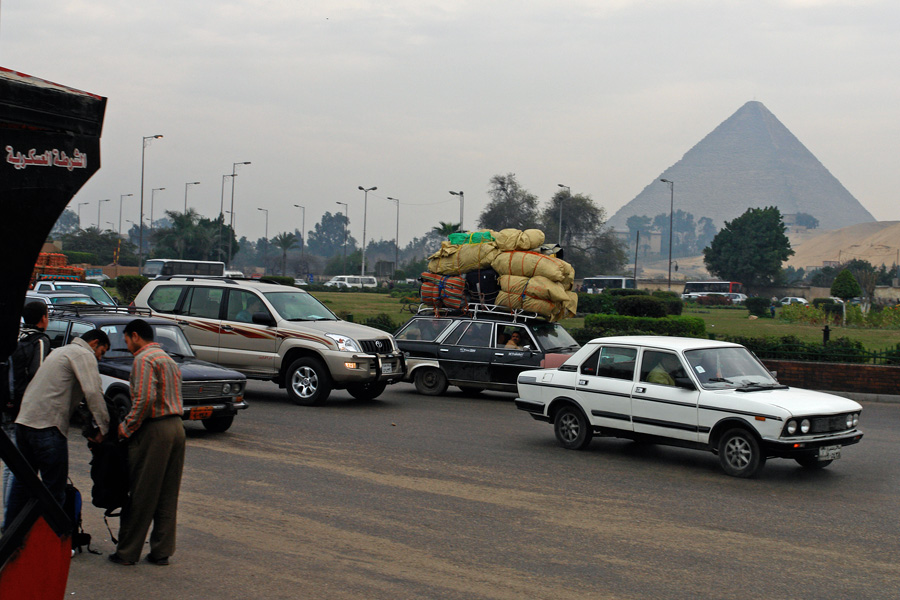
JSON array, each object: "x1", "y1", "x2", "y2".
[{"x1": 0, "y1": 517, "x2": 71, "y2": 600}]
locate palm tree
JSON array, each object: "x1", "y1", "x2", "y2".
[
  {"x1": 431, "y1": 221, "x2": 460, "y2": 238},
  {"x1": 271, "y1": 232, "x2": 298, "y2": 275}
]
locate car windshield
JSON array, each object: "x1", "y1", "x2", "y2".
[
  {"x1": 58, "y1": 285, "x2": 115, "y2": 305},
  {"x1": 395, "y1": 318, "x2": 454, "y2": 342},
  {"x1": 100, "y1": 323, "x2": 196, "y2": 359},
  {"x1": 263, "y1": 291, "x2": 337, "y2": 321},
  {"x1": 530, "y1": 322, "x2": 579, "y2": 352},
  {"x1": 49, "y1": 294, "x2": 98, "y2": 305},
  {"x1": 684, "y1": 347, "x2": 777, "y2": 389}
]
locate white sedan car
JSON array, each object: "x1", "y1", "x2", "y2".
[
  {"x1": 515, "y1": 336, "x2": 863, "y2": 478},
  {"x1": 779, "y1": 296, "x2": 809, "y2": 305}
]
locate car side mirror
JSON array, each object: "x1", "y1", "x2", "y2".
[
  {"x1": 674, "y1": 377, "x2": 696, "y2": 390},
  {"x1": 252, "y1": 312, "x2": 277, "y2": 327},
  {"x1": 769, "y1": 370, "x2": 778, "y2": 378}
]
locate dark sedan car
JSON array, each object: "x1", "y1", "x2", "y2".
[
  {"x1": 46, "y1": 307, "x2": 247, "y2": 432},
  {"x1": 395, "y1": 311, "x2": 580, "y2": 396}
]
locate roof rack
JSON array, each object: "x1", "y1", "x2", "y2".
[
  {"x1": 414, "y1": 302, "x2": 546, "y2": 323},
  {"x1": 154, "y1": 275, "x2": 240, "y2": 284},
  {"x1": 48, "y1": 305, "x2": 152, "y2": 317}
]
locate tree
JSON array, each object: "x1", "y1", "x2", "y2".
[
  {"x1": 432, "y1": 221, "x2": 460, "y2": 237},
  {"x1": 831, "y1": 269, "x2": 862, "y2": 325},
  {"x1": 476, "y1": 173, "x2": 540, "y2": 231},
  {"x1": 541, "y1": 189, "x2": 606, "y2": 247},
  {"x1": 149, "y1": 209, "x2": 227, "y2": 261},
  {"x1": 626, "y1": 215, "x2": 651, "y2": 239},
  {"x1": 271, "y1": 232, "x2": 298, "y2": 276},
  {"x1": 50, "y1": 209, "x2": 80, "y2": 238},
  {"x1": 307, "y1": 211, "x2": 356, "y2": 259},
  {"x1": 59, "y1": 227, "x2": 138, "y2": 265},
  {"x1": 696, "y1": 217, "x2": 717, "y2": 251},
  {"x1": 844, "y1": 259, "x2": 876, "y2": 311},
  {"x1": 702, "y1": 207, "x2": 794, "y2": 292},
  {"x1": 795, "y1": 213, "x2": 819, "y2": 229}
]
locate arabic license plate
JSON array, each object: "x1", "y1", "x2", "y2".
[
  {"x1": 188, "y1": 407, "x2": 214, "y2": 420},
  {"x1": 819, "y1": 445, "x2": 841, "y2": 460},
  {"x1": 382, "y1": 364, "x2": 393, "y2": 375}
]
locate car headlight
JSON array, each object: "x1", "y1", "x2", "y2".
[
  {"x1": 845, "y1": 414, "x2": 854, "y2": 429},
  {"x1": 800, "y1": 419, "x2": 811, "y2": 434},
  {"x1": 326, "y1": 333, "x2": 361, "y2": 352},
  {"x1": 223, "y1": 383, "x2": 232, "y2": 394},
  {"x1": 786, "y1": 420, "x2": 797, "y2": 435}
]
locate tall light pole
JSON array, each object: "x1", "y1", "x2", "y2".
[
  {"x1": 77, "y1": 201, "x2": 89, "y2": 229},
  {"x1": 118, "y1": 193, "x2": 133, "y2": 238},
  {"x1": 557, "y1": 184, "x2": 570, "y2": 244},
  {"x1": 387, "y1": 197, "x2": 400, "y2": 280},
  {"x1": 336, "y1": 201, "x2": 348, "y2": 275},
  {"x1": 150, "y1": 187, "x2": 165, "y2": 234},
  {"x1": 357, "y1": 186, "x2": 376, "y2": 277},
  {"x1": 293, "y1": 204, "x2": 306, "y2": 268},
  {"x1": 97, "y1": 198, "x2": 110, "y2": 230},
  {"x1": 219, "y1": 174, "x2": 236, "y2": 260},
  {"x1": 139, "y1": 134, "x2": 163, "y2": 274},
  {"x1": 660, "y1": 179, "x2": 675, "y2": 290},
  {"x1": 228, "y1": 162, "x2": 251, "y2": 268},
  {"x1": 257, "y1": 207, "x2": 269, "y2": 276},
  {"x1": 183, "y1": 181, "x2": 200, "y2": 213},
  {"x1": 449, "y1": 191, "x2": 464, "y2": 232}
]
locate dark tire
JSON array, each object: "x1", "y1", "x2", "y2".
[
  {"x1": 554, "y1": 405, "x2": 592, "y2": 450},
  {"x1": 414, "y1": 367, "x2": 448, "y2": 396},
  {"x1": 347, "y1": 381, "x2": 387, "y2": 401},
  {"x1": 718, "y1": 428, "x2": 766, "y2": 478},
  {"x1": 202, "y1": 415, "x2": 234, "y2": 433},
  {"x1": 111, "y1": 392, "x2": 132, "y2": 423},
  {"x1": 795, "y1": 456, "x2": 833, "y2": 469},
  {"x1": 286, "y1": 357, "x2": 332, "y2": 406},
  {"x1": 457, "y1": 386, "x2": 483, "y2": 395}
]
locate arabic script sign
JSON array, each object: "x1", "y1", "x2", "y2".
[{"x1": 5, "y1": 145, "x2": 87, "y2": 171}]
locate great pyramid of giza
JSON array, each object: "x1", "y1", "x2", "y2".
[{"x1": 607, "y1": 101, "x2": 875, "y2": 231}]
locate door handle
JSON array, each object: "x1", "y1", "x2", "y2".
[
  {"x1": 439, "y1": 348, "x2": 449, "y2": 352},
  {"x1": 635, "y1": 387, "x2": 646, "y2": 394},
  {"x1": 222, "y1": 325, "x2": 234, "y2": 331},
  {"x1": 177, "y1": 320, "x2": 189, "y2": 326},
  {"x1": 495, "y1": 353, "x2": 505, "y2": 357}
]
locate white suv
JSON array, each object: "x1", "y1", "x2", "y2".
[
  {"x1": 133, "y1": 277, "x2": 405, "y2": 405},
  {"x1": 516, "y1": 336, "x2": 863, "y2": 477}
]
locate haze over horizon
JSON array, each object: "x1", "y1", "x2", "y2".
[{"x1": 3, "y1": 1, "x2": 898, "y2": 247}]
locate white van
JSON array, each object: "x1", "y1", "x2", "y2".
[{"x1": 324, "y1": 275, "x2": 378, "y2": 289}]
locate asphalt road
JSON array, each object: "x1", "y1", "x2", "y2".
[{"x1": 64, "y1": 382, "x2": 900, "y2": 600}]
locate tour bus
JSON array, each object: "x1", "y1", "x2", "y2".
[
  {"x1": 582, "y1": 276, "x2": 636, "y2": 294},
  {"x1": 143, "y1": 259, "x2": 226, "y2": 279},
  {"x1": 681, "y1": 280, "x2": 743, "y2": 299}
]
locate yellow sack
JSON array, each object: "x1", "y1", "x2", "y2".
[
  {"x1": 427, "y1": 241, "x2": 500, "y2": 275},
  {"x1": 492, "y1": 251, "x2": 575, "y2": 287},
  {"x1": 491, "y1": 228, "x2": 546, "y2": 252},
  {"x1": 495, "y1": 289, "x2": 577, "y2": 322},
  {"x1": 499, "y1": 274, "x2": 569, "y2": 303}
]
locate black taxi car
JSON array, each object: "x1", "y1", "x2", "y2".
[
  {"x1": 45, "y1": 306, "x2": 247, "y2": 432},
  {"x1": 395, "y1": 307, "x2": 580, "y2": 396}
]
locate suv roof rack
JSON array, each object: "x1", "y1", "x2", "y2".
[
  {"x1": 154, "y1": 275, "x2": 240, "y2": 284},
  {"x1": 414, "y1": 303, "x2": 547, "y2": 323},
  {"x1": 48, "y1": 305, "x2": 152, "y2": 317}
]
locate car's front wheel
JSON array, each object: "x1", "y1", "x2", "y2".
[
  {"x1": 202, "y1": 415, "x2": 234, "y2": 433},
  {"x1": 414, "y1": 367, "x2": 448, "y2": 396},
  {"x1": 111, "y1": 392, "x2": 132, "y2": 423},
  {"x1": 795, "y1": 456, "x2": 833, "y2": 469},
  {"x1": 347, "y1": 381, "x2": 387, "y2": 401},
  {"x1": 718, "y1": 428, "x2": 766, "y2": 478},
  {"x1": 286, "y1": 357, "x2": 332, "y2": 406},
  {"x1": 554, "y1": 405, "x2": 592, "y2": 450}
]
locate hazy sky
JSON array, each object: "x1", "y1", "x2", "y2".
[{"x1": 3, "y1": 0, "x2": 898, "y2": 248}]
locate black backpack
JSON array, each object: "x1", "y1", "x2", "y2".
[
  {"x1": 1, "y1": 330, "x2": 49, "y2": 419},
  {"x1": 87, "y1": 396, "x2": 130, "y2": 541},
  {"x1": 64, "y1": 481, "x2": 98, "y2": 554}
]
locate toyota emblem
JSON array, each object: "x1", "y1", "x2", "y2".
[{"x1": 375, "y1": 340, "x2": 383, "y2": 350}]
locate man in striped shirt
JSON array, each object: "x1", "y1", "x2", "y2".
[{"x1": 108, "y1": 319, "x2": 185, "y2": 567}]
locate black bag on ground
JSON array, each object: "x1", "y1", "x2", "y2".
[
  {"x1": 87, "y1": 396, "x2": 129, "y2": 516},
  {"x1": 64, "y1": 482, "x2": 97, "y2": 554},
  {"x1": 465, "y1": 269, "x2": 499, "y2": 305}
]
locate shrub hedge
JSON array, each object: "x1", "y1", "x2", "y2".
[
  {"x1": 583, "y1": 314, "x2": 706, "y2": 338},
  {"x1": 614, "y1": 295, "x2": 667, "y2": 318},
  {"x1": 116, "y1": 275, "x2": 149, "y2": 303},
  {"x1": 745, "y1": 297, "x2": 771, "y2": 318},
  {"x1": 720, "y1": 334, "x2": 874, "y2": 363}
]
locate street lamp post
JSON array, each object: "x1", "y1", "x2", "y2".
[
  {"x1": 150, "y1": 187, "x2": 165, "y2": 234},
  {"x1": 387, "y1": 197, "x2": 400, "y2": 280},
  {"x1": 118, "y1": 193, "x2": 133, "y2": 238},
  {"x1": 257, "y1": 207, "x2": 269, "y2": 276},
  {"x1": 557, "y1": 184, "x2": 570, "y2": 244},
  {"x1": 219, "y1": 174, "x2": 236, "y2": 260},
  {"x1": 660, "y1": 179, "x2": 675, "y2": 290},
  {"x1": 449, "y1": 191, "x2": 464, "y2": 232},
  {"x1": 184, "y1": 181, "x2": 200, "y2": 212},
  {"x1": 139, "y1": 134, "x2": 163, "y2": 274},
  {"x1": 336, "y1": 201, "x2": 348, "y2": 275},
  {"x1": 357, "y1": 186, "x2": 376, "y2": 277},
  {"x1": 97, "y1": 198, "x2": 110, "y2": 230},
  {"x1": 227, "y1": 162, "x2": 252, "y2": 268},
  {"x1": 293, "y1": 204, "x2": 306, "y2": 267},
  {"x1": 77, "y1": 202, "x2": 89, "y2": 229}
]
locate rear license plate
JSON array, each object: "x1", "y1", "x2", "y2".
[
  {"x1": 188, "y1": 407, "x2": 214, "y2": 420},
  {"x1": 382, "y1": 364, "x2": 393, "y2": 375},
  {"x1": 819, "y1": 445, "x2": 841, "y2": 460}
]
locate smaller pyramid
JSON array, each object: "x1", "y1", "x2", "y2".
[{"x1": 607, "y1": 101, "x2": 875, "y2": 231}]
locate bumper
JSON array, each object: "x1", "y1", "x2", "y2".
[
  {"x1": 182, "y1": 398, "x2": 249, "y2": 420},
  {"x1": 515, "y1": 398, "x2": 551, "y2": 422},
  {"x1": 321, "y1": 351, "x2": 407, "y2": 386},
  {"x1": 762, "y1": 430, "x2": 863, "y2": 458}
]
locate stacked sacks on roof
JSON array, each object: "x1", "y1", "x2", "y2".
[{"x1": 422, "y1": 228, "x2": 578, "y2": 322}]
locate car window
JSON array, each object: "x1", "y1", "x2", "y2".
[
  {"x1": 183, "y1": 287, "x2": 224, "y2": 319},
  {"x1": 396, "y1": 318, "x2": 453, "y2": 342},
  {"x1": 529, "y1": 321, "x2": 579, "y2": 353},
  {"x1": 440, "y1": 321, "x2": 468, "y2": 346},
  {"x1": 263, "y1": 291, "x2": 336, "y2": 321},
  {"x1": 147, "y1": 285, "x2": 186, "y2": 314},
  {"x1": 70, "y1": 321, "x2": 95, "y2": 341},
  {"x1": 226, "y1": 290, "x2": 271, "y2": 323},
  {"x1": 457, "y1": 321, "x2": 492, "y2": 347},
  {"x1": 45, "y1": 320, "x2": 69, "y2": 348},
  {"x1": 580, "y1": 347, "x2": 603, "y2": 375},
  {"x1": 640, "y1": 350, "x2": 686, "y2": 386},
  {"x1": 496, "y1": 325, "x2": 530, "y2": 349},
  {"x1": 597, "y1": 347, "x2": 638, "y2": 381}
]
